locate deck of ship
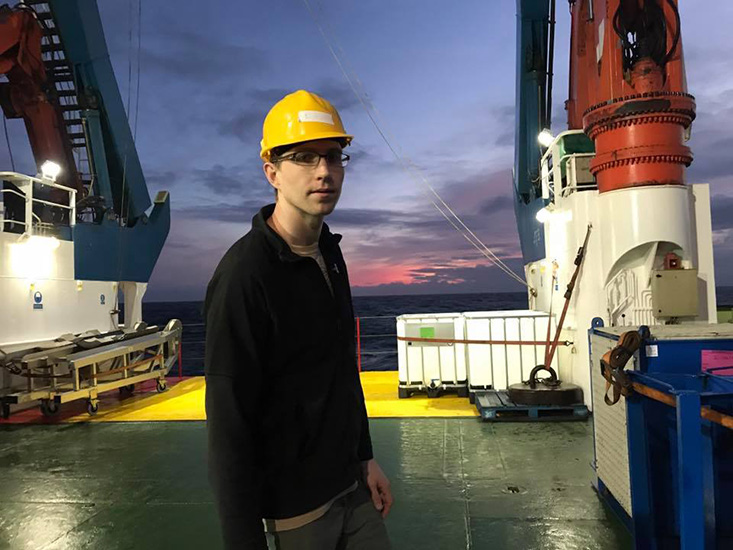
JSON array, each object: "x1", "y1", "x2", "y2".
[{"x1": 0, "y1": 373, "x2": 631, "y2": 549}]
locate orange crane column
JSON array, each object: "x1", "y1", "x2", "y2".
[{"x1": 567, "y1": 0, "x2": 695, "y2": 193}]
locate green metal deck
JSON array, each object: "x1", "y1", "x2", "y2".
[{"x1": 0, "y1": 419, "x2": 631, "y2": 549}]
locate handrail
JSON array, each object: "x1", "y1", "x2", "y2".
[
  {"x1": 631, "y1": 382, "x2": 733, "y2": 430},
  {"x1": 32, "y1": 197, "x2": 74, "y2": 211},
  {"x1": 0, "y1": 189, "x2": 27, "y2": 200},
  {"x1": 0, "y1": 171, "x2": 77, "y2": 234},
  {"x1": 354, "y1": 315, "x2": 397, "y2": 320},
  {"x1": 0, "y1": 171, "x2": 77, "y2": 193},
  {"x1": 539, "y1": 129, "x2": 596, "y2": 202},
  {"x1": 355, "y1": 316, "x2": 398, "y2": 371},
  {"x1": 172, "y1": 316, "x2": 399, "y2": 375}
]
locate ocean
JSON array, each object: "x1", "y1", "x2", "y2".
[{"x1": 143, "y1": 288, "x2": 733, "y2": 376}]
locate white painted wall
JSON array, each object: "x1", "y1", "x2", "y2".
[{"x1": 0, "y1": 232, "x2": 148, "y2": 346}]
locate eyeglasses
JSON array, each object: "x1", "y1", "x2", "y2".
[{"x1": 274, "y1": 150, "x2": 350, "y2": 168}]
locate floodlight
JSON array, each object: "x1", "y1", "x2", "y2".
[
  {"x1": 41, "y1": 161, "x2": 61, "y2": 181},
  {"x1": 536, "y1": 207, "x2": 552, "y2": 223},
  {"x1": 537, "y1": 129, "x2": 555, "y2": 148}
]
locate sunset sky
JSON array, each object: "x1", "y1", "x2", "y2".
[{"x1": 2, "y1": 0, "x2": 732, "y2": 301}]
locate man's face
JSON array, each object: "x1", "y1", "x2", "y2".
[{"x1": 264, "y1": 139, "x2": 345, "y2": 218}]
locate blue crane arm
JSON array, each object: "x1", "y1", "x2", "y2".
[
  {"x1": 50, "y1": 0, "x2": 150, "y2": 220},
  {"x1": 513, "y1": 0, "x2": 550, "y2": 265},
  {"x1": 40, "y1": 0, "x2": 170, "y2": 284}
]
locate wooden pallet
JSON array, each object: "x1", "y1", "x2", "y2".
[{"x1": 475, "y1": 390, "x2": 589, "y2": 422}]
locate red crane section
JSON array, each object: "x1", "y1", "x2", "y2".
[
  {"x1": 567, "y1": 0, "x2": 695, "y2": 193},
  {"x1": 0, "y1": 4, "x2": 82, "y2": 194}
]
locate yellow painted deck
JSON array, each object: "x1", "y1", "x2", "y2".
[{"x1": 44, "y1": 371, "x2": 477, "y2": 423}]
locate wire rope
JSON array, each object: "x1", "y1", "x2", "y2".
[
  {"x1": 302, "y1": 0, "x2": 532, "y2": 291},
  {"x1": 133, "y1": 0, "x2": 142, "y2": 140},
  {"x1": 125, "y1": 0, "x2": 133, "y2": 122},
  {"x1": 3, "y1": 115, "x2": 16, "y2": 172}
]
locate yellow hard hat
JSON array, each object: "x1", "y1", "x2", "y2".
[{"x1": 260, "y1": 90, "x2": 353, "y2": 161}]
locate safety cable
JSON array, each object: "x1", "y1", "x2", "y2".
[
  {"x1": 115, "y1": 0, "x2": 140, "y2": 324},
  {"x1": 124, "y1": 0, "x2": 142, "y2": 141},
  {"x1": 403, "y1": 158, "x2": 530, "y2": 288},
  {"x1": 3, "y1": 115, "x2": 16, "y2": 172},
  {"x1": 302, "y1": 0, "x2": 533, "y2": 292},
  {"x1": 133, "y1": 0, "x2": 142, "y2": 140},
  {"x1": 126, "y1": 0, "x2": 133, "y2": 123},
  {"x1": 305, "y1": 0, "x2": 529, "y2": 289},
  {"x1": 413, "y1": 165, "x2": 531, "y2": 289}
]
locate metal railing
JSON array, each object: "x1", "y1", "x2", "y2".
[
  {"x1": 172, "y1": 316, "x2": 399, "y2": 375},
  {"x1": 355, "y1": 315, "x2": 398, "y2": 372},
  {"x1": 0, "y1": 171, "x2": 77, "y2": 235},
  {"x1": 539, "y1": 130, "x2": 597, "y2": 204}
]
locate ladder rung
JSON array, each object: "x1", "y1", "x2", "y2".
[
  {"x1": 64, "y1": 118, "x2": 83, "y2": 126},
  {"x1": 46, "y1": 59, "x2": 70, "y2": 69},
  {"x1": 60, "y1": 105, "x2": 80, "y2": 112},
  {"x1": 67, "y1": 132, "x2": 85, "y2": 140},
  {"x1": 56, "y1": 90, "x2": 77, "y2": 97},
  {"x1": 41, "y1": 44, "x2": 64, "y2": 54}
]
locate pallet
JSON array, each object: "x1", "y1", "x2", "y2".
[{"x1": 475, "y1": 390, "x2": 589, "y2": 422}]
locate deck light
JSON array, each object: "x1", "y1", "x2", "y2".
[
  {"x1": 536, "y1": 206, "x2": 552, "y2": 223},
  {"x1": 10, "y1": 235, "x2": 60, "y2": 280},
  {"x1": 537, "y1": 129, "x2": 554, "y2": 148},
  {"x1": 40, "y1": 161, "x2": 61, "y2": 181}
]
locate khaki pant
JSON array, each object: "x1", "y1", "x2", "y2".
[{"x1": 266, "y1": 482, "x2": 392, "y2": 550}]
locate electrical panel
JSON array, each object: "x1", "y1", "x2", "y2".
[{"x1": 651, "y1": 269, "x2": 699, "y2": 318}]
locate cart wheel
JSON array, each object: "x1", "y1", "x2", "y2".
[
  {"x1": 156, "y1": 379, "x2": 168, "y2": 393},
  {"x1": 398, "y1": 387, "x2": 411, "y2": 399},
  {"x1": 87, "y1": 400, "x2": 99, "y2": 415},
  {"x1": 40, "y1": 399, "x2": 60, "y2": 417},
  {"x1": 1, "y1": 402, "x2": 10, "y2": 420}
]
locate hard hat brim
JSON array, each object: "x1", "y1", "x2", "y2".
[{"x1": 261, "y1": 132, "x2": 354, "y2": 161}]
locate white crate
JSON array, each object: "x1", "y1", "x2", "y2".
[
  {"x1": 396, "y1": 313, "x2": 467, "y2": 395},
  {"x1": 464, "y1": 310, "x2": 557, "y2": 392}
]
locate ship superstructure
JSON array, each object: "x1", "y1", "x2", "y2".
[{"x1": 0, "y1": 0, "x2": 180, "y2": 418}]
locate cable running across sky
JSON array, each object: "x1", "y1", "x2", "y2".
[{"x1": 302, "y1": 0, "x2": 533, "y2": 292}]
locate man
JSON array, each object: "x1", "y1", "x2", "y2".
[{"x1": 204, "y1": 90, "x2": 393, "y2": 550}]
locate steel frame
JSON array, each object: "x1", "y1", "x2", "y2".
[
  {"x1": 625, "y1": 371, "x2": 733, "y2": 549},
  {"x1": 1, "y1": 323, "x2": 181, "y2": 416}
]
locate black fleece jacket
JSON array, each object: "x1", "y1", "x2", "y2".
[{"x1": 204, "y1": 204, "x2": 373, "y2": 549}]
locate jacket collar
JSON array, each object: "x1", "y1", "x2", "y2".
[{"x1": 252, "y1": 203, "x2": 342, "y2": 262}]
